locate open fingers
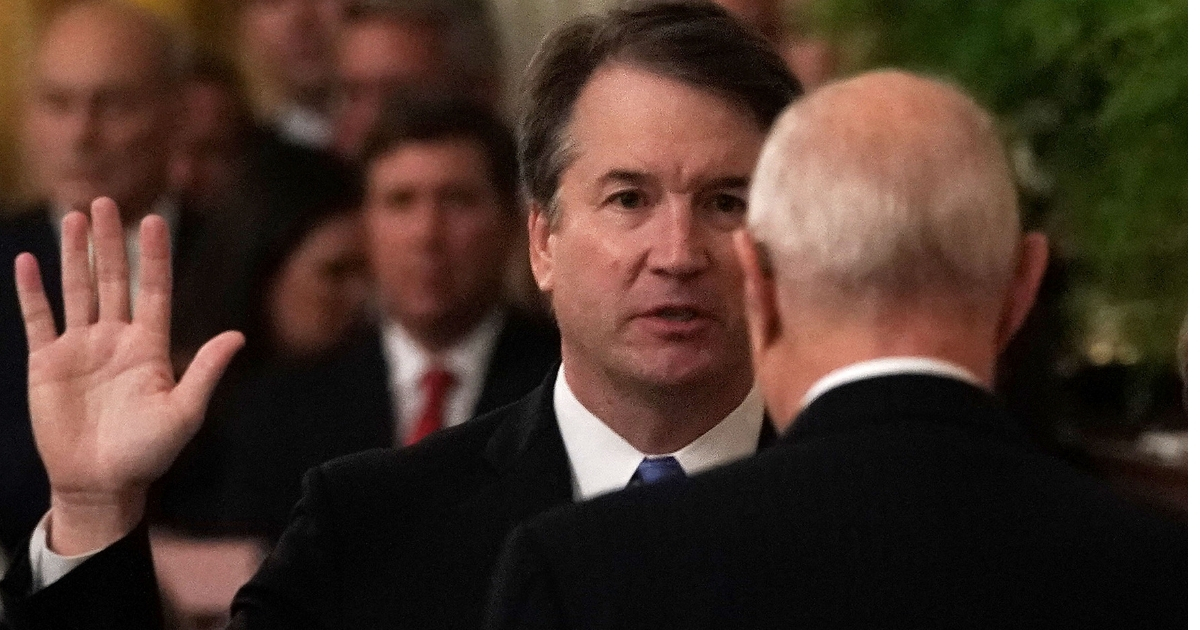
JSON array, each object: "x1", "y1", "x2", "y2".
[
  {"x1": 59, "y1": 211, "x2": 93, "y2": 328},
  {"x1": 91, "y1": 198, "x2": 131, "y2": 322},
  {"x1": 14, "y1": 253, "x2": 57, "y2": 352},
  {"x1": 132, "y1": 213, "x2": 172, "y2": 335}
]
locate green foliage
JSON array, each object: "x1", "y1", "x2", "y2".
[{"x1": 802, "y1": 0, "x2": 1187, "y2": 363}]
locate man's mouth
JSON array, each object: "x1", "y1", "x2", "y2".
[{"x1": 653, "y1": 307, "x2": 700, "y2": 322}]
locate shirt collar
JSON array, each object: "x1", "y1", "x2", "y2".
[
  {"x1": 554, "y1": 366, "x2": 764, "y2": 501},
  {"x1": 381, "y1": 309, "x2": 504, "y2": 391},
  {"x1": 802, "y1": 356, "x2": 982, "y2": 408},
  {"x1": 276, "y1": 104, "x2": 332, "y2": 149}
]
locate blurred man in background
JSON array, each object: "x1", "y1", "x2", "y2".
[
  {"x1": 214, "y1": 95, "x2": 560, "y2": 540},
  {"x1": 713, "y1": 0, "x2": 837, "y2": 88},
  {"x1": 331, "y1": 0, "x2": 503, "y2": 158},
  {"x1": 486, "y1": 70, "x2": 1187, "y2": 629},
  {"x1": 0, "y1": 0, "x2": 220, "y2": 559},
  {"x1": 239, "y1": 0, "x2": 343, "y2": 148},
  {"x1": 169, "y1": 53, "x2": 255, "y2": 215}
]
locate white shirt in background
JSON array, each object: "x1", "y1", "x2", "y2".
[
  {"x1": 54, "y1": 197, "x2": 179, "y2": 304},
  {"x1": 275, "y1": 105, "x2": 333, "y2": 149},
  {"x1": 380, "y1": 310, "x2": 504, "y2": 444}
]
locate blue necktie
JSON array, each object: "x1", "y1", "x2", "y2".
[{"x1": 628, "y1": 456, "x2": 687, "y2": 487}]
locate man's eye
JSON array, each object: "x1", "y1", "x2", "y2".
[
  {"x1": 605, "y1": 190, "x2": 645, "y2": 210},
  {"x1": 442, "y1": 189, "x2": 482, "y2": 210},
  {"x1": 40, "y1": 91, "x2": 72, "y2": 113},
  {"x1": 383, "y1": 191, "x2": 414, "y2": 212},
  {"x1": 708, "y1": 193, "x2": 747, "y2": 215}
]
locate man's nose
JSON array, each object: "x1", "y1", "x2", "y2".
[
  {"x1": 411, "y1": 202, "x2": 448, "y2": 247},
  {"x1": 67, "y1": 103, "x2": 101, "y2": 150},
  {"x1": 648, "y1": 201, "x2": 708, "y2": 278}
]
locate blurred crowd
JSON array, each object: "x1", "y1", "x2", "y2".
[{"x1": 0, "y1": 0, "x2": 835, "y2": 625}]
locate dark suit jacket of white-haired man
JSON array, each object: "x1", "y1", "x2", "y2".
[{"x1": 484, "y1": 70, "x2": 1187, "y2": 630}]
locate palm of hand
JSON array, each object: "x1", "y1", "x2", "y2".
[
  {"x1": 15, "y1": 199, "x2": 243, "y2": 507},
  {"x1": 28, "y1": 321, "x2": 191, "y2": 495}
]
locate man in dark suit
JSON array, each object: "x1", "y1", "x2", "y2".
[
  {"x1": 0, "y1": 0, "x2": 228, "y2": 558},
  {"x1": 485, "y1": 71, "x2": 1188, "y2": 629},
  {"x1": 1, "y1": 4, "x2": 798, "y2": 629},
  {"x1": 185, "y1": 96, "x2": 562, "y2": 541}
]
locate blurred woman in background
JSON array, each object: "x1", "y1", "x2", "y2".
[{"x1": 156, "y1": 150, "x2": 370, "y2": 534}]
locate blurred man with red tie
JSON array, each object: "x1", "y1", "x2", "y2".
[{"x1": 214, "y1": 95, "x2": 561, "y2": 539}]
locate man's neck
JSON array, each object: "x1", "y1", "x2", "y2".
[
  {"x1": 760, "y1": 320, "x2": 997, "y2": 431},
  {"x1": 561, "y1": 360, "x2": 755, "y2": 455},
  {"x1": 385, "y1": 306, "x2": 495, "y2": 357}
]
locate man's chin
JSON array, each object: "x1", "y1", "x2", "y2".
[
  {"x1": 622, "y1": 349, "x2": 741, "y2": 391},
  {"x1": 54, "y1": 185, "x2": 107, "y2": 214}
]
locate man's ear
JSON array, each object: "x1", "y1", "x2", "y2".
[
  {"x1": 733, "y1": 230, "x2": 782, "y2": 357},
  {"x1": 527, "y1": 203, "x2": 555, "y2": 293},
  {"x1": 996, "y1": 232, "x2": 1050, "y2": 348}
]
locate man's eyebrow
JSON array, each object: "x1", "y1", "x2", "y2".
[
  {"x1": 700, "y1": 176, "x2": 750, "y2": 190},
  {"x1": 599, "y1": 170, "x2": 651, "y2": 186}
]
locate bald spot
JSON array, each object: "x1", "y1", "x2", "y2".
[
  {"x1": 749, "y1": 70, "x2": 1018, "y2": 310},
  {"x1": 773, "y1": 71, "x2": 1003, "y2": 191}
]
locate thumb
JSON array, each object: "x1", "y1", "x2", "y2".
[{"x1": 172, "y1": 330, "x2": 245, "y2": 424}]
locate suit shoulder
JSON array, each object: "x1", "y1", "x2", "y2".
[
  {"x1": 499, "y1": 310, "x2": 560, "y2": 351},
  {"x1": 314, "y1": 397, "x2": 522, "y2": 492},
  {"x1": 0, "y1": 207, "x2": 54, "y2": 249}
]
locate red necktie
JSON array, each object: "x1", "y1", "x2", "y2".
[{"x1": 406, "y1": 368, "x2": 457, "y2": 446}]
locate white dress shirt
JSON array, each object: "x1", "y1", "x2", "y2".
[
  {"x1": 802, "y1": 356, "x2": 983, "y2": 409},
  {"x1": 54, "y1": 197, "x2": 179, "y2": 304},
  {"x1": 554, "y1": 366, "x2": 765, "y2": 501},
  {"x1": 380, "y1": 310, "x2": 504, "y2": 444},
  {"x1": 275, "y1": 104, "x2": 333, "y2": 149}
]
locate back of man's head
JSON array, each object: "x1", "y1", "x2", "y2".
[
  {"x1": 742, "y1": 70, "x2": 1047, "y2": 420},
  {"x1": 750, "y1": 70, "x2": 1019, "y2": 314}
]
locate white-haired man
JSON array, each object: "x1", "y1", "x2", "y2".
[{"x1": 485, "y1": 70, "x2": 1187, "y2": 629}]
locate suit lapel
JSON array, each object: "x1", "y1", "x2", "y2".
[
  {"x1": 472, "y1": 311, "x2": 560, "y2": 418},
  {"x1": 357, "y1": 328, "x2": 400, "y2": 447},
  {"x1": 470, "y1": 374, "x2": 573, "y2": 527}
]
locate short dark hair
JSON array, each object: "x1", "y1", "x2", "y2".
[
  {"x1": 517, "y1": 0, "x2": 803, "y2": 216},
  {"x1": 361, "y1": 94, "x2": 520, "y2": 213}
]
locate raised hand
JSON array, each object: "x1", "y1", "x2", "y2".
[{"x1": 14, "y1": 198, "x2": 243, "y2": 555}]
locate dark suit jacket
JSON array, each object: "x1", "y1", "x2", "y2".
[
  {"x1": 0, "y1": 375, "x2": 777, "y2": 629},
  {"x1": 162, "y1": 312, "x2": 561, "y2": 538},
  {"x1": 0, "y1": 212, "x2": 61, "y2": 556},
  {"x1": 486, "y1": 375, "x2": 1187, "y2": 630},
  {"x1": 0, "y1": 206, "x2": 215, "y2": 556}
]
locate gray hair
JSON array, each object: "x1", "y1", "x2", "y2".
[{"x1": 747, "y1": 70, "x2": 1019, "y2": 312}]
